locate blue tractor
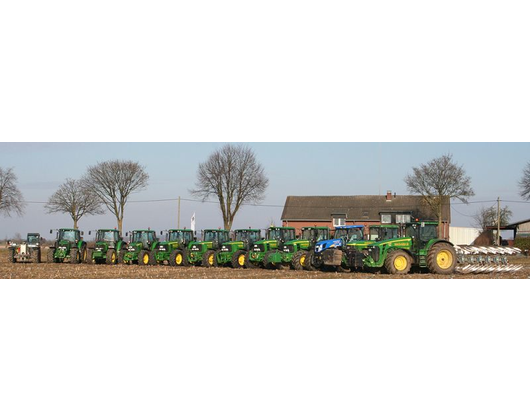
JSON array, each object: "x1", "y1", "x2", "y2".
[{"x1": 306, "y1": 225, "x2": 365, "y2": 272}]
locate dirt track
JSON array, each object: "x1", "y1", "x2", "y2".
[{"x1": 1, "y1": 249, "x2": 529, "y2": 279}]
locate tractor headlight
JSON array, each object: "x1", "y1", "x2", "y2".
[{"x1": 315, "y1": 244, "x2": 323, "y2": 253}]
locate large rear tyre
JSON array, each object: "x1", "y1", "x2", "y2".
[
  {"x1": 9, "y1": 250, "x2": 16, "y2": 263},
  {"x1": 47, "y1": 248, "x2": 55, "y2": 263},
  {"x1": 35, "y1": 249, "x2": 41, "y2": 263},
  {"x1": 384, "y1": 250, "x2": 411, "y2": 275},
  {"x1": 231, "y1": 250, "x2": 247, "y2": 269},
  {"x1": 80, "y1": 245, "x2": 88, "y2": 263},
  {"x1": 118, "y1": 250, "x2": 126, "y2": 264},
  {"x1": 427, "y1": 243, "x2": 457, "y2": 274},
  {"x1": 292, "y1": 251, "x2": 308, "y2": 270}
]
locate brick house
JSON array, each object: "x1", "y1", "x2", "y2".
[{"x1": 281, "y1": 191, "x2": 451, "y2": 239}]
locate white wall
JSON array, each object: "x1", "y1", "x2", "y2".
[{"x1": 449, "y1": 227, "x2": 481, "y2": 245}]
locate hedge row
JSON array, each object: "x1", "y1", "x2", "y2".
[{"x1": 514, "y1": 237, "x2": 530, "y2": 252}]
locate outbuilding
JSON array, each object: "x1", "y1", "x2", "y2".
[{"x1": 281, "y1": 191, "x2": 451, "y2": 239}]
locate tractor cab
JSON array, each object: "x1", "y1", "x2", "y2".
[
  {"x1": 203, "y1": 229, "x2": 230, "y2": 249},
  {"x1": 167, "y1": 229, "x2": 194, "y2": 245},
  {"x1": 267, "y1": 227, "x2": 296, "y2": 245},
  {"x1": 94, "y1": 229, "x2": 121, "y2": 245},
  {"x1": 131, "y1": 230, "x2": 157, "y2": 249},
  {"x1": 57, "y1": 228, "x2": 81, "y2": 244},
  {"x1": 315, "y1": 225, "x2": 364, "y2": 254},
  {"x1": 301, "y1": 227, "x2": 330, "y2": 243},
  {"x1": 234, "y1": 229, "x2": 261, "y2": 246},
  {"x1": 26, "y1": 233, "x2": 41, "y2": 247},
  {"x1": 368, "y1": 225, "x2": 400, "y2": 242},
  {"x1": 404, "y1": 221, "x2": 438, "y2": 250}
]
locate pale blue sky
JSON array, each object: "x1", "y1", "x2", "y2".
[{"x1": 1, "y1": 142, "x2": 529, "y2": 240}]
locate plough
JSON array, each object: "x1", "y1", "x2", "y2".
[{"x1": 454, "y1": 246, "x2": 524, "y2": 274}]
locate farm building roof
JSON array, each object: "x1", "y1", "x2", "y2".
[{"x1": 281, "y1": 195, "x2": 451, "y2": 222}]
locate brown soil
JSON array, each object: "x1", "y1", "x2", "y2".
[{"x1": 1, "y1": 249, "x2": 529, "y2": 279}]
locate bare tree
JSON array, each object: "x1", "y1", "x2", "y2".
[
  {"x1": 519, "y1": 161, "x2": 530, "y2": 200},
  {"x1": 190, "y1": 144, "x2": 269, "y2": 230},
  {"x1": 44, "y1": 178, "x2": 104, "y2": 229},
  {"x1": 404, "y1": 154, "x2": 474, "y2": 232},
  {"x1": 473, "y1": 205, "x2": 512, "y2": 232},
  {"x1": 82, "y1": 160, "x2": 149, "y2": 234},
  {"x1": 0, "y1": 167, "x2": 25, "y2": 217}
]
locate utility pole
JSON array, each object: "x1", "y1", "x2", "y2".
[
  {"x1": 497, "y1": 197, "x2": 501, "y2": 246},
  {"x1": 178, "y1": 196, "x2": 181, "y2": 229}
]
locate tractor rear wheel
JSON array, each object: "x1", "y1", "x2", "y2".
[
  {"x1": 427, "y1": 243, "x2": 457, "y2": 274},
  {"x1": 384, "y1": 250, "x2": 411, "y2": 275},
  {"x1": 292, "y1": 251, "x2": 308, "y2": 270},
  {"x1": 231, "y1": 250, "x2": 247, "y2": 269},
  {"x1": 337, "y1": 264, "x2": 351, "y2": 273},
  {"x1": 106, "y1": 249, "x2": 117, "y2": 265},
  {"x1": 202, "y1": 250, "x2": 217, "y2": 268},
  {"x1": 81, "y1": 245, "x2": 88, "y2": 263},
  {"x1": 47, "y1": 249, "x2": 55, "y2": 263},
  {"x1": 118, "y1": 250, "x2": 126, "y2": 264},
  {"x1": 87, "y1": 249, "x2": 96, "y2": 264},
  {"x1": 9, "y1": 250, "x2": 16, "y2": 263},
  {"x1": 70, "y1": 248, "x2": 80, "y2": 264}
]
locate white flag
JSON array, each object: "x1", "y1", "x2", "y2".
[{"x1": 190, "y1": 213, "x2": 196, "y2": 232}]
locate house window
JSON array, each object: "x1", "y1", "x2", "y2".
[
  {"x1": 396, "y1": 214, "x2": 411, "y2": 224},
  {"x1": 381, "y1": 214, "x2": 392, "y2": 224},
  {"x1": 333, "y1": 216, "x2": 346, "y2": 226}
]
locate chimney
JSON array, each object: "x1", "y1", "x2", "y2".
[{"x1": 386, "y1": 190, "x2": 392, "y2": 201}]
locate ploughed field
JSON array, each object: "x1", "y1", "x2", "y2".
[{"x1": 1, "y1": 249, "x2": 529, "y2": 279}]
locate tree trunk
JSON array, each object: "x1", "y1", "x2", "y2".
[
  {"x1": 118, "y1": 218, "x2": 123, "y2": 235},
  {"x1": 74, "y1": 219, "x2": 78, "y2": 229}
]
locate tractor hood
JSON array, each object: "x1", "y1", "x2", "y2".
[
  {"x1": 219, "y1": 241, "x2": 244, "y2": 252},
  {"x1": 315, "y1": 238, "x2": 345, "y2": 253}
]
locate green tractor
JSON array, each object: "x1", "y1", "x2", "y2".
[
  {"x1": 175, "y1": 229, "x2": 230, "y2": 267},
  {"x1": 215, "y1": 228, "x2": 262, "y2": 268},
  {"x1": 338, "y1": 224, "x2": 401, "y2": 270},
  {"x1": 47, "y1": 228, "x2": 87, "y2": 264},
  {"x1": 154, "y1": 229, "x2": 194, "y2": 266},
  {"x1": 247, "y1": 227, "x2": 296, "y2": 269},
  {"x1": 87, "y1": 229, "x2": 127, "y2": 264},
  {"x1": 265, "y1": 226, "x2": 330, "y2": 270},
  {"x1": 120, "y1": 229, "x2": 159, "y2": 265},
  {"x1": 362, "y1": 221, "x2": 457, "y2": 275}
]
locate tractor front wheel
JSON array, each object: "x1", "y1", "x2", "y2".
[
  {"x1": 292, "y1": 251, "x2": 308, "y2": 270},
  {"x1": 231, "y1": 250, "x2": 247, "y2": 269},
  {"x1": 87, "y1": 249, "x2": 96, "y2": 264},
  {"x1": 118, "y1": 250, "x2": 126, "y2": 264},
  {"x1": 202, "y1": 250, "x2": 217, "y2": 268},
  {"x1": 47, "y1": 249, "x2": 55, "y2": 263},
  {"x1": 70, "y1": 248, "x2": 80, "y2": 264},
  {"x1": 384, "y1": 250, "x2": 411, "y2": 275},
  {"x1": 81, "y1": 245, "x2": 88, "y2": 263},
  {"x1": 427, "y1": 243, "x2": 457, "y2": 275},
  {"x1": 304, "y1": 251, "x2": 318, "y2": 271},
  {"x1": 106, "y1": 249, "x2": 117, "y2": 265},
  {"x1": 138, "y1": 250, "x2": 151, "y2": 266},
  {"x1": 263, "y1": 251, "x2": 277, "y2": 270}
]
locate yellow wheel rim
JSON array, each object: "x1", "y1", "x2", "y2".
[
  {"x1": 300, "y1": 255, "x2": 306, "y2": 266},
  {"x1": 111, "y1": 253, "x2": 116, "y2": 263},
  {"x1": 436, "y1": 250, "x2": 453, "y2": 269},
  {"x1": 394, "y1": 255, "x2": 408, "y2": 271},
  {"x1": 176, "y1": 254, "x2": 183, "y2": 265},
  {"x1": 238, "y1": 254, "x2": 245, "y2": 266},
  {"x1": 208, "y1": 254, "x2": 214, "y2": 266},
  {"x1": 143, "y1": 254, "x2": 149, "y2": 264}
]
